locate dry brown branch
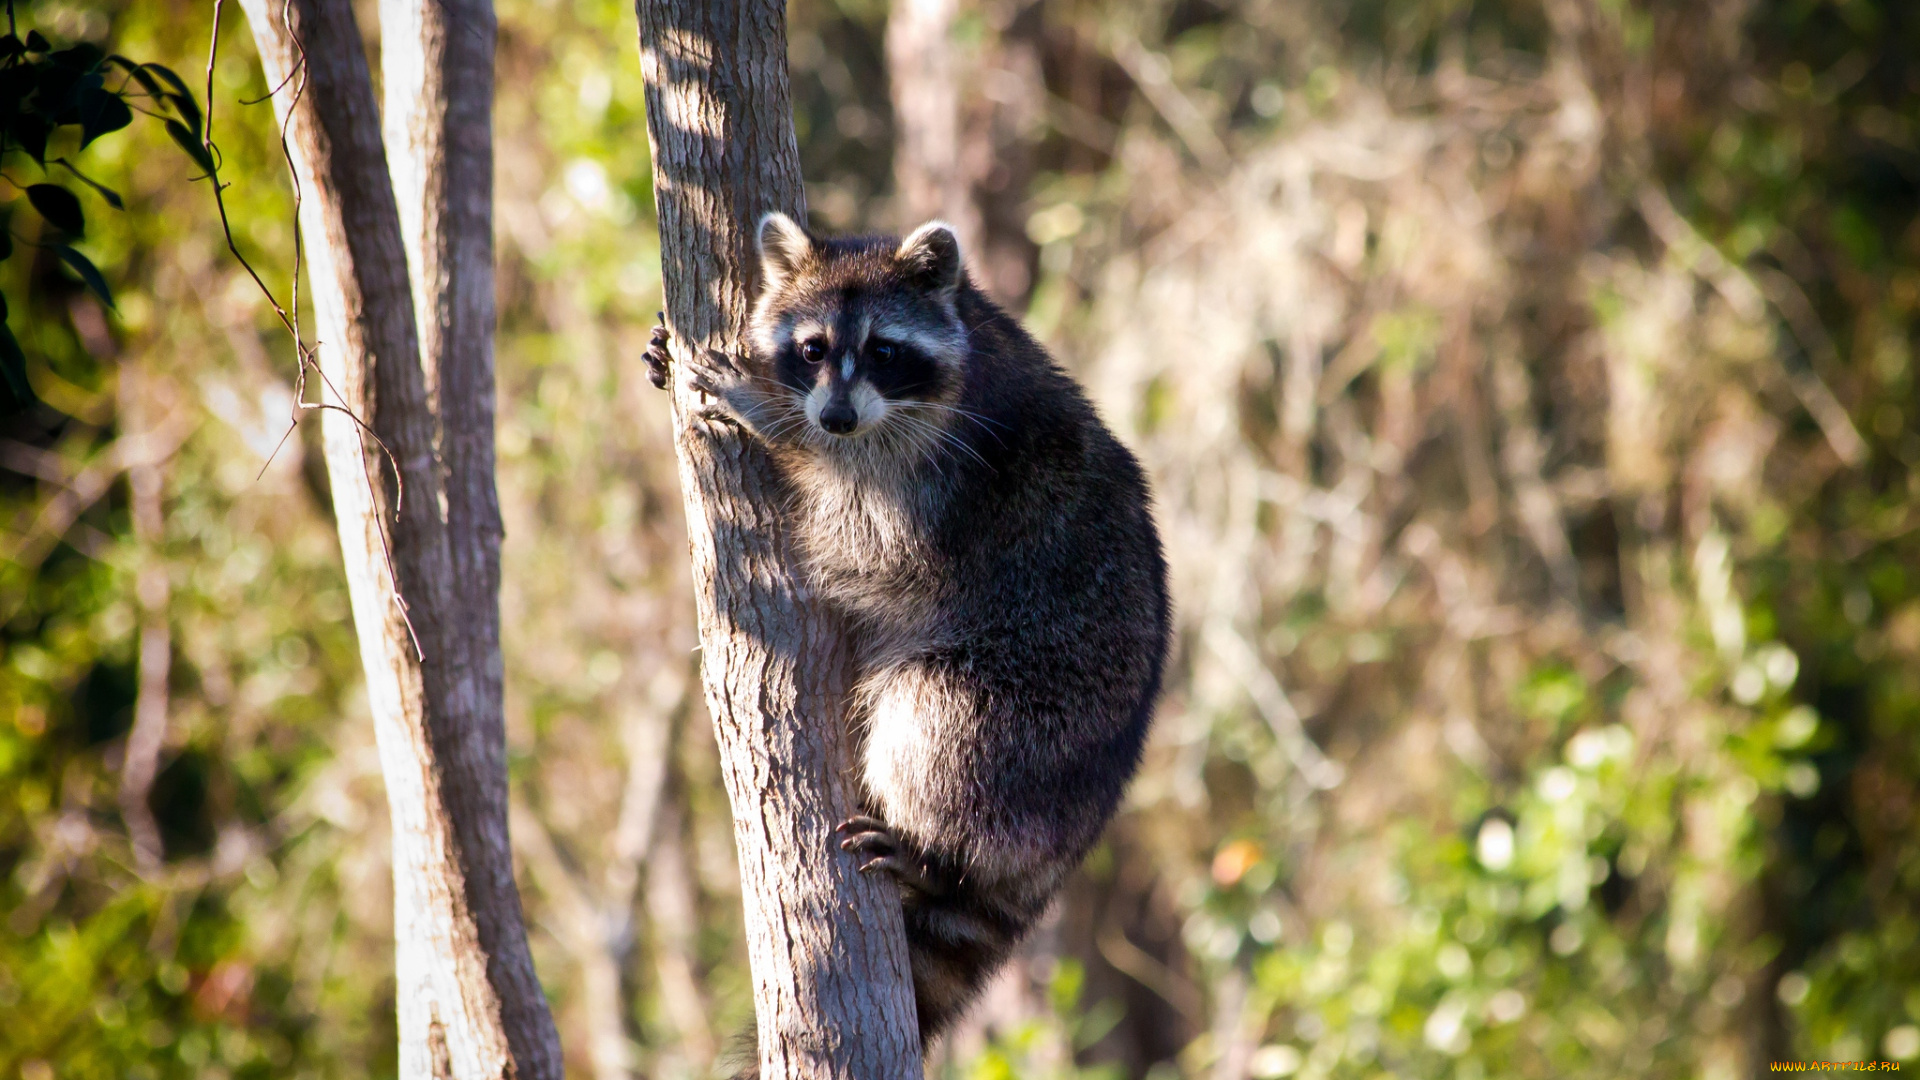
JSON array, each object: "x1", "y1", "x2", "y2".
[
  {"x1": 1, "y1": 414, "x2": 195, "y2": 574},
  {"x1": 1636, "y1": 184, "x2": 1865, "y2": 467},
  {"x1": 1110, "y1": 37, "x2": 1231, "y2": 175},
  {"x1": 509, "y1": 799, "x2": 633, "y2": 1080},
  {"x1": 644, "y1": 795, "x2": 717, "y2": 1066}
]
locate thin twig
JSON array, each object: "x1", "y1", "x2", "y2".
[{"x1": 200, "y1": 0, "x2": 421, "y2": 659}]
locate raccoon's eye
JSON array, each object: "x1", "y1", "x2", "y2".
[
  {"x1": 870, "y1": 342, "x2": 896, "y2": 363},
  {"x1": 799, "y1": 339, "x2": 826, "y2": 363}
]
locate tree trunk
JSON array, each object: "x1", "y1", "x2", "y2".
[
  {"x1": 886, "y1": 0, "x2": 1043, "y2": 306},
  {"x1": 886, "y1": 0, "x2": 975, "y2": 241},
  {"x1": 632, "y1": 2, "x2": 922, "y2": 1077},
  {"x1": 238, "y1": 1, "x2": 562, "y2": 1076}
]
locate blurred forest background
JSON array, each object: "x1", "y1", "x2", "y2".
[{"x1": 3, "y1": 0, "x2": 1918, "y2": 1077}]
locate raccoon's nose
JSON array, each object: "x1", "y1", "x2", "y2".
[{"x1": 820, "y1": 402, "x2": 859, "y2": 435}]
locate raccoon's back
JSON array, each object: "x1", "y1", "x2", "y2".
[{"x1": 799, "y1": 282, "x2": 1169, "y2": 712}]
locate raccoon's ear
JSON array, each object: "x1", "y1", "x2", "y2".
[
  {"x1": 758, "y1": 212, "x2": 814, "y2": 290},
  {"x1": 896, "y1": 221, "x2": 963, "y2": 298}
]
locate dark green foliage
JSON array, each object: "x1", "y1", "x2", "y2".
[{"x1": 0, "y1": 10, "x2": 203, "y2": 413}]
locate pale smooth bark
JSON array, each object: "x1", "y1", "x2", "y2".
[
  {"x1": 633, "y1": 2, "x2": 922, "y2": 1076},
  {"x1": 510, "y1": 698, "x2": 678, "y2": 1080},
  {"x1": 887, "y1": 0, "x2": 977, "y2": 243},
  {"x1": 886, "y1": 0, "x2": 1042, "y2": 304},
  {"x1": 238, "y1": 0, "x2": 560, "y2": 1076},
  {"x1": 116, "y1": 362, "x2": 174, "y2": 871},
  {"x1": 645, "y1": 794, "x2": 717, "y2": 1066}
]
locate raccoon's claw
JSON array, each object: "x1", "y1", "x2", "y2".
[
  {"x1": 837, "y1": 817, "x2": 945, "y2": 896},
  {"x1": 835, "y1": 815, "x2": 890, "y2": 838},
  {"x1": 687, "y1": 348, "x2": 742, "y2": 393},
  {"x1": 643, "y1": 314, "x2": 672, "y2": 391},
  {"x1": 683, "y1": 366, "x2": 723, "y2": 400},
  {"x1": 836, "y1": 819, "x2": 899, "y2": 860},
  {"x1": 642, "y1": 315, "x2": 739, "y2": 397},
  {"x1": 856, "y1": 854, "x2": 943, "y2": 895}
]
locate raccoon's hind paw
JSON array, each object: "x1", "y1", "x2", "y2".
[{"x1": 836, "y1": 816, "x2": 948, "y2": 897}]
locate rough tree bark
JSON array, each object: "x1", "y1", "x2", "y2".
[
  {"x1": 633, "y1": 2, "x2": 922, "y2": 1077},
  {"x1": 238, "y1": 0, "x2": 562, "y2": 1076}
]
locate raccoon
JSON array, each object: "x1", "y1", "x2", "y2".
[{"x1": 646, "y1": 213, "x2": 1170, "y2": 1054}]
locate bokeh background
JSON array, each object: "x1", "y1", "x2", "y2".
[{"x1": 4, "y1": 0, "x2": 1919, "y2": 1077}]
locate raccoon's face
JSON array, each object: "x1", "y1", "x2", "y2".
[{"x1": 750, "y1": 214, "x2": 969, "y2": 445}]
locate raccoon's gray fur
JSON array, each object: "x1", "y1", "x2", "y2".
[{"x1": 647, "y1": 213, "x2": 1170, "y2": 1056}]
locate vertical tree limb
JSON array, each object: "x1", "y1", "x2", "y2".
[
  {"x1": 646, "y1": 792, "x2": 718, "y2": 1066},
  {"x1": 380, "y1": 0, "x2": 562, "y2": 1075},
  {"x1": 887, "y1": 0, "x2": 1042, "y2": 303},
  {"x1": 632, "y1": 2, "x2": 921, "y2": 1076},
  {"x1": 238, "y1": 0, "x2": 560, "y2": 1076},
  {"x1": 116, "y1": 360, "x2": 174, "y2": 872},
  {"x1": 887, "y1": 0, "x2": 974, "y2": 238}
]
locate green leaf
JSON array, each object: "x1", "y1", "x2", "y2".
[
  {"x1": 27, "y1": 184, "x2": 84, "y2": 236},
  {"x1": 164, "y1": 119, "x2": 216, "y2": 176},
  {"x1": 9, "y1": 111, "x2": 51, "y2": 163},
  {"x1": 50, "y1": 70, "x2": 104, "y2": 125},
  {"x1": 0, "y1": 67, "x2": 33, "y2": 118},
  {"x1": 144, "y1": 64, "x2": 201, "y2": 134},
  {"x1": 33, "y1": 63, "x2": 83, "y2": 118},
  {"x1": 50, "y1": 160, "x2": 124, "y2": 210},
  {"x1": 25, "y1": 30, "x2": 51, "y2": 53},
  {"x1": 106, "y1": 56, "x2": 163, "y2": 100},
  {"x1": 0, "y1": 319, "x2": 35, "y2": 415},
  {"x1": 77, "y1": 87, "x2": 133, "y2": 148},
  {"x1": 51, "y1": 245, "x2": 114, "y2": 309},
  {"x1": 48, "y1": 43, "x2": 105, "y2": 74}
]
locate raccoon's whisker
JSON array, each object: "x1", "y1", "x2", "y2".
[
  {"x1": 890, "y1": 400, "x2": 1010, "y2": 447},
  {"x1": 875, "y1": 412, "x2": 943, "y2": 460},
  {"x1": 893, "y1": 399, "x2": 1004, "y2": 428},
  {"x1": 761, "y1": 412, "x2": 812, "y2": 442},
  {"x1": 886, "y1": 411, "x2": 989, "y2": 472},
  {"x1": 896, "y1": 412, "x2": 990, "y2": 470}
]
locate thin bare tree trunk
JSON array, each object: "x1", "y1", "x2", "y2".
[
  {"x1": 633, "y1": 2, "x2": 922, "y2": 1076},
  {"x1": 510, "y1": 799, "x2": 634, "y2": 1080},
  {"x1": 646, "y1": 793, "x2": 716, "y2": 1067},
  {"x1": 887, "y1": 0, "x2": 976, "y2": 240},
  {"x1": 116, "y1": 362, "x2": 174, "y2": 871},
  {"x1": 886, "y1": 0, "x2": 1042, "y2": 304},
  {"x1": 508, "y1": 694, "x2": 678, "y2": 1080},
  {"x1": 238, "y1": 1, "x2": 561, "y2": 1076}
]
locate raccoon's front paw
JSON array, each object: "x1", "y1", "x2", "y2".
[
  {"x1": 644, "y1": 315, "x2": 757, "y2": 427},
  {"x1": 835, "y1": 816, "x2": 947, "y2": 897},
  {"x1": 681, "y1": 347, "x2": 743, "y2": 402},
  {"x1": 644, "y1": 314, "x2": 675, "y2": 390},
  {"x1": 643, "y1": 314, "x2": 741, "y2": 398}
]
